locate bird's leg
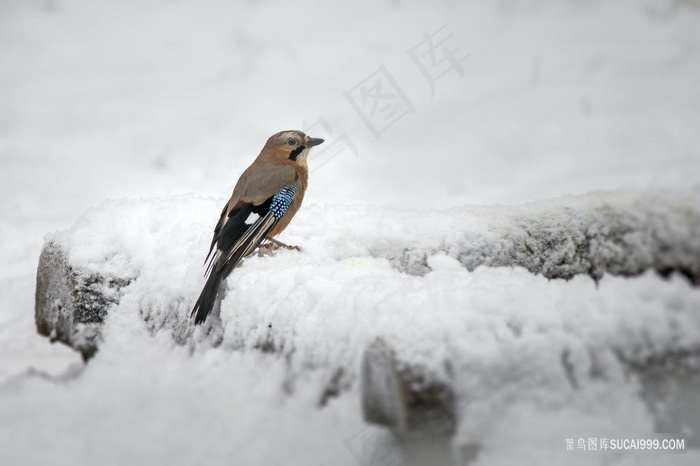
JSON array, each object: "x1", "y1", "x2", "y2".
[{"x1": 264, "y1": 236, "x2": 300, "y2": 251}]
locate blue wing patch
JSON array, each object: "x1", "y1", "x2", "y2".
[{"x1": 269, "y1": 181, "x2": 297, "y2": 220}]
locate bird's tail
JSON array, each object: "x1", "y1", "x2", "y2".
[
  {"x1": 190, "y1": 268, "x2": 224, "y2": 325},
  {"x1": 191, "y1": 211, "x2": 278, "y2": 325}
]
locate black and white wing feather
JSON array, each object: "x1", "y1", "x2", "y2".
[{"x1": 191, "y1": 182, "x2": 298, "y2": 324}]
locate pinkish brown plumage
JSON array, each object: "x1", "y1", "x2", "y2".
[{"x1": 191, "y1": 130, "x2": 323, "y2": 324}]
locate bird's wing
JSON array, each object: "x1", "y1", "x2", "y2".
[
  {"x1": 203, "y1": 180, "x2": 298, "y2": 279},
  {"x1": 235, "y1": 162, "x2": 297, "y2": 205},
  {"x1": 214, "y1": 181, "x2": 298, "y2": 277},
  {"x1": 204, "y1": 163, "x2": 296, "y2": 267}
]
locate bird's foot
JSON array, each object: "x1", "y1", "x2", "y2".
[{"x1": 263, "y1": 237, "x2": 300, "y2": 251}]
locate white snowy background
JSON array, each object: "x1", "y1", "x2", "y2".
[{"x1": 1, "y1": 0, "x2": 699, "y2": 465}]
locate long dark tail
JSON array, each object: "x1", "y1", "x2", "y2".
[
  {"x1": 190, "y1": 268, "x2": 223, "y2": 325},
  {"x1": 191, "y1": 210, "x2": 278, "y2": 325}
]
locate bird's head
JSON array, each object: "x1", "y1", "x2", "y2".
[{"x1": 262, "y1": 130, "x2": 324, "y2": 164}]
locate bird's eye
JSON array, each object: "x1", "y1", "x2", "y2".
[{"x1": 286, "y1": 137, "x2": 297, "y2": 146}]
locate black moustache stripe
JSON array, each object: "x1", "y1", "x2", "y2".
[{"x1": 289, "y1": 145, "x2": 306, "y2": 161}]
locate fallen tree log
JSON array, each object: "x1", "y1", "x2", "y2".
[
  {"x1": 33, "y1": 188, "x2": 700, "y2": 457},
  {"x1": 35, "y1": 188, "x2": 700, "y2": 359},
  {"x1": 361, "y1": 338, "x2": 456, "y2": 437},
  {"x1": 361, "y1": 339, "x2": 700, "y2": 454},
  {"x1": 35, "y1": 241, "x2": 131, "y2": 360}
]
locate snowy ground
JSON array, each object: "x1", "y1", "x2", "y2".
[{"x1": 1, "y1": 1, "x2": 700, "y2": 465}]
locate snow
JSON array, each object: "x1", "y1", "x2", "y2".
[
  {"x1": 2, "y1": 0, "x2": 700, "y2": 465},
  {"x1": 27, "y1": 188, "x2": 700, "y2": 465}
]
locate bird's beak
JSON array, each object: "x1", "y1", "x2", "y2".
[{"x1": 305, "y1": 137, "x2": 325, "y2": 147}]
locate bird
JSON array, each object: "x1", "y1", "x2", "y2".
[{"x1": 190, "y1": 130, "x2": 324, "y2": 324}]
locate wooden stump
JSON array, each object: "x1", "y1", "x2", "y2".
[{"x1": 35, "y1": 241, "x2": 131, "y2": 360}]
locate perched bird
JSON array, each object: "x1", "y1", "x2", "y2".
[{"x1": 190, "y1": 130, "x2": 324, "y2": 324}]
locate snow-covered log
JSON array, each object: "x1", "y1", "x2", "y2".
[
  {"x1": 360, "y1": 337, "x2": 700, "y2": 441},
  {"x1": 33, "y1": 188, "x2": 700, "y2": 444},
  {"x1": 35, "y1": 241, "x2": 131, "y2": 360},
  {"x1": 361, "y1": 338, "x2": 457, "y2": 437},
  {"x1": 35, "y1": 188, "x2": 700, "y2": 360}
]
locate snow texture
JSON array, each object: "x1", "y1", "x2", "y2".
[
  {"x1": 35, "y1": 187, "x2": 700, "y2": 456},
  {"x1": 40, "y1": 187, "x2": 700, "y2": 361}
]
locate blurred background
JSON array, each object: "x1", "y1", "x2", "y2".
[{"x1": 1, "y1": 0, "x2": 699, "y2": 464}]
